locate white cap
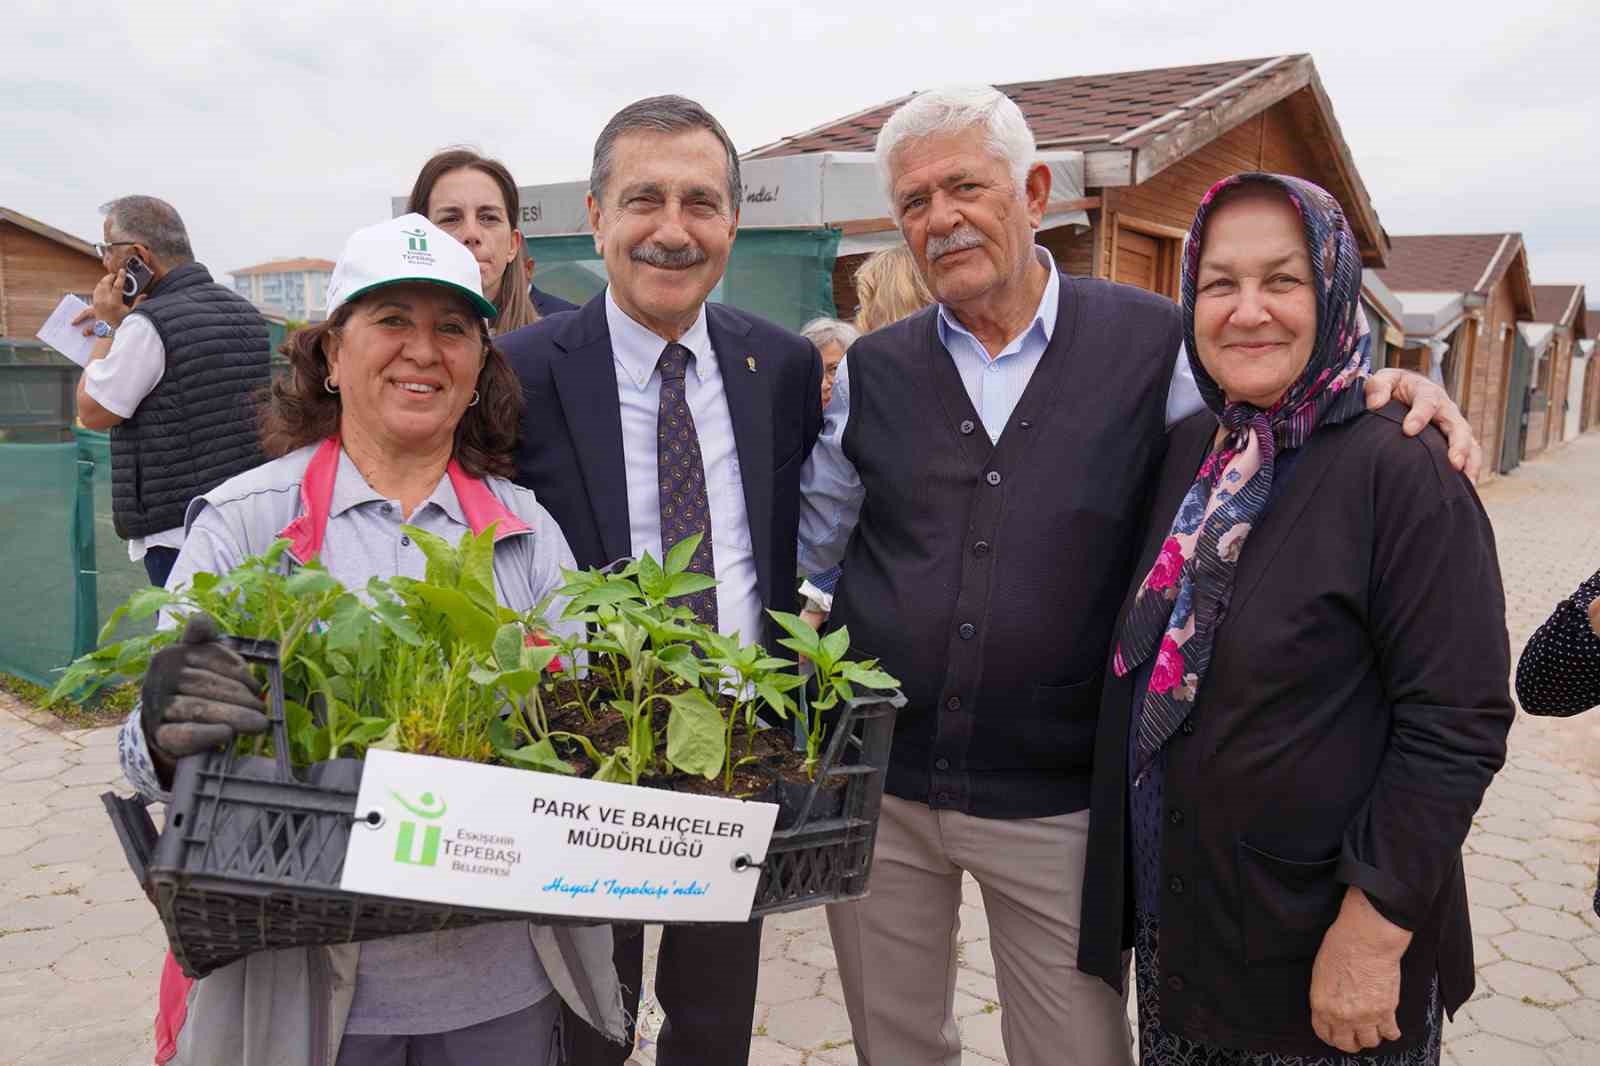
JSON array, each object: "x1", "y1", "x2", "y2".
[{"x1": 325, "y1": 213, "x2": 497, "y2": 320}]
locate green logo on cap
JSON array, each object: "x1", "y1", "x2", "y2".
[
  {"x1": 391, "y1": 789, "x2": 447, "y2": 867},
  {"x1": 401, "y1": 228, "x2": 429, "y2": 253}
]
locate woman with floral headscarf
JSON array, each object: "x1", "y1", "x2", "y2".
[{"x1": 1077, "y1": 174, "x2": 1513, "y2": 1064}]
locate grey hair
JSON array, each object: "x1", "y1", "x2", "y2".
[
  {"x1": 99, "y1": 195, "x2": 195, "y2": 263},
  {"x1": 875, "y1": 86, "x2": 1036, "y2": 212},
  {"x1": 800, "y1": 317, "x2": 860, "y2": 353},
  {"x1": 590, "y1": 95, "x2": 742, "y2": 211}
]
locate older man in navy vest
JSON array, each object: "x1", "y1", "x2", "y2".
[
  {"x1": 798, "y1": 86, "x2": 1479, "y2": 1066},
  {"x1": 74, "y1": 195, "x2": 271, "y2": 588}
]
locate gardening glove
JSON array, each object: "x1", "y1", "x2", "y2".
[{"x1": 141, "y1": 613, "x2": 268, "y2": 771}]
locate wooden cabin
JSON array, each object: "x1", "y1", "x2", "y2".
[
  {"x1": 0, "y1": 207, "x2": 103, "y2": 342},
  {"x1": 1526, "y1": 284, "x2": 1588, "y2": 454},
  {"x1": 745, "y1": 54, "x2": 1389, "y2": 319},
  {"x1": 1373, "y1": 234, "x2": 1536, "y2": 480}
]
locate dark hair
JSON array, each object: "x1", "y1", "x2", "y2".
[
  {"x1": 406, "y1": 148, "x2": 538, "y2": 334},
  {"x1": 260, "y1": 294, "x2": 524, "y2": 478},
  {"x1": 590, "y1": 95, "x2": 742, "y2": 210},
  {"x1": 99, "y1": 195, "x2": 195, "y2": 264}
]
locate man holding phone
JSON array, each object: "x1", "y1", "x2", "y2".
[{"x1": 73, "y1": 195, "x2": 272, "y2": 587}]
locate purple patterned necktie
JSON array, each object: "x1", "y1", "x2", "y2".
[{"x1": 656, "y1": 342, "x2": 719, "y2": 628}]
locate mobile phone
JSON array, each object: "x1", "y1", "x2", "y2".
[{"x1": 121, "y1": 255, "x2": 155, "y2": 305}]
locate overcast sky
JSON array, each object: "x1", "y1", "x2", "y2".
[{"x1": 7, "y1": 0, "x2": 1597, "y2": 304}]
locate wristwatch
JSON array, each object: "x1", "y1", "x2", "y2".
[{"x1": 92, "y1": 321, "x2": 115, "y2": 338}]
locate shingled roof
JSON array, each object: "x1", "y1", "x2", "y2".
[
  {"x1": 748, "y1": 56, "x2": 1289, "y2": 157},
  {"x1": 1375, "y1": 235, "x2": 1519, "y2": 295},
  {"x1": 745, "y1": 54, "x2": 1385, "y2": 265},
  {"x1": 1374, "y1": 234, "x2": 1536, "y2": 320},
  {"x1": 1531, "y1": 284, "x2": 1586, "y2": 329}
]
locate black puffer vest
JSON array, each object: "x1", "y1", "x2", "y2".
[{"x1": 109, "y1": 262, "x2": 272, "y2": 539}]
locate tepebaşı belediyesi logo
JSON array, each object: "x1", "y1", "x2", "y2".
[
  {"x1": 399, "y1": 227, "x2": 436, "y2": 267},
  {"x1": 389, "y1": 787, "x2": 523, "y2": 877},
  {"x1": 391, "y1": 788, "x2": 447, "y2": 866}
]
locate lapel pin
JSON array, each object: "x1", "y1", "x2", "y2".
[{"x1": 746, "y1": 356, "x2": 758, "y2": 373}]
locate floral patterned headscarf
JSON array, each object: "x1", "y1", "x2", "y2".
[{"x1": 1113, "y1": 172, "x2": 1371, "y2": 777}]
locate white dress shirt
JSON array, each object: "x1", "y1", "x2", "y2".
[
  {"x1": 605, "y1": 289, "x2": 764, "y2": 645},
  {"x1": 798, "y1": 248, "x2": 1205, "y2": 574},
  {"x1": 81, "y1": 314, "x2": 186, "y2": 561}
]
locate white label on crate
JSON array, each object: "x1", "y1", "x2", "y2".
[{"x1": 340, "y1": 751, "x2": 779, "y2": 922}]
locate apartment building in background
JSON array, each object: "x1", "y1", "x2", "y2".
[{"x1": 230, "y1": 257, "x2": 334, "y2": 321}]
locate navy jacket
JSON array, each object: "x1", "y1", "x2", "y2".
[
  {"x1": 530, "y1": 284, "x2": 579, "y2": 318},
  {"x1": 499, "y1": 292, "x2": 823, "y2": 648},
  {"x1": 1079, "y1": 403, "x2": 1512, "y2": 1055}
]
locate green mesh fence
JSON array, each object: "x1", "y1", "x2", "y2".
[
  {"x1": 0, "y1": 345, "x2": 155, "y2": 686},
  {"x1": 525, "y1": 228, "x2": 842, "y2": 331}
]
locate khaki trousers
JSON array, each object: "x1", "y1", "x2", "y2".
[{"x1": 827, "y1": 796, "x2": 1132, "y2": 1066}]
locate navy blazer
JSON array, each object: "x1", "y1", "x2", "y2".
[
  {"x1": 530, "y1": 284, "x2": 579, "y2": 318},
  {"x1": 499, "y1": 292, "x2": 824, "y2": 647}
]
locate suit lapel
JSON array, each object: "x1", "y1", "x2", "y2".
[
  {"x1": 706, "y1": 304, "x2": 773, "y2": 608},
  {"x1": 551, "y1": 300, "x2": 632, "y2": 565}
]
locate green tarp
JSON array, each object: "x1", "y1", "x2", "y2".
[{"x1": 0, "y1": 428, "x2": 153, "y2": 686}]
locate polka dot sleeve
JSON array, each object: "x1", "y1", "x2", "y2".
[{"x1": 1515, "y1": 566, "x2": 1600, "y2": 717}]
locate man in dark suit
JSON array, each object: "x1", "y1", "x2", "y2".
[
  {"x1": 528, "y1": 259, "x2": 579, "y2": 317},
  {"x1": 500, "y1": 95, "x2": 823, "y2": 1066}
]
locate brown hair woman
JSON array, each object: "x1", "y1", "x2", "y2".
[{"x1": 407, "y1": 148, "x2": 540, "y2": 334}]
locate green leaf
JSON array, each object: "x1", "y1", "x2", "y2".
[
  {"x1": 663, "y1": 533, "x2": 702, "y2": 576},
  {"x1": 755, "y1": 679, "x2": 797, "y2": 719},
  {"x1": 662, "y1": 572, "x2": 718, "y2": 599},
  {"x1": 487, "y1": 668, "x2": 543, "y2": 701},
  {"x1": 369, "y1": 585, "x2": 424, "y2": 646},
  {"x1": 768, "y1": 610, "x2": 822, "y2": 656},
  {"x1": 655, "y1": 644, "x2": 704, "y2": 686},
  {"x1": 285, "y1": 569, "x2": 340, "y2": 599},
  {"x1": 838, "y1": 662, "x2": 901, "y2": 691},
  {"x1": 664, "y1": 689, "x2": 726, "y2": 781},
  {"x1": 499, "y1": 737, "x2": 577, "y2": 775},
  {"x1": 563, "y1": 583, "x2": 644, "y2": 616},
  {"x1": 128, "y1": 586, "x2": 177, "y2": 623},
  {"x1": 488, "y1": 716, "x2": 519, "y2": 752},
  {"x1": 368, "y1": 721, "x2": 402, "y2": 752},
  {"x1": 519, "y1": 644, "x2": 558, "y2": 674},
  {"x1": 592, "y1": 753, "x2": 631, "y2": 784},
  {"x1": 458, "y1": 525, "x2": 498, "y2": 614},
  {"x1": 339, "y1": 719, "x2": 393, "y2": 754},
  {"x1": 819, "y1": 625, "x2": 850, "y2": 670},
  {"x1": 493, "y1": 623, "x2": 524, "y2": 672},
  {"x1": 637, "y1": 551, "x2": 666, "y2": 601},
  {"x1": 402, "y1": 525, "x2": 460, "y2": 588},
  {"x1": 408, "y1": 584, "x2": 499, "y2": 651}
]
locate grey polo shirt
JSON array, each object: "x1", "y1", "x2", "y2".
[{"x1": 118, "y1": 444, "x2": 578, "y2": 1035}]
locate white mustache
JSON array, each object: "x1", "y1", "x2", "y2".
[{"x1": 926, "y1": 228, "x2": 985, "y2": 261}]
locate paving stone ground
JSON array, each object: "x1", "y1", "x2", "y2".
[{"x1": 3, "y1": 435, "x2": 1599, "y2": 1066}]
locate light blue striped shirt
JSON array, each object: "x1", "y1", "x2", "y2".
[
  {"x1": 937, "y1": 246, "x2": 1062, "y2": 445},
  {"x1": 797, "y1": 247, "x2": 1203, "y2": 574}
]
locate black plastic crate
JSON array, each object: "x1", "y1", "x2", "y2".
[{"x1": 102, "y1": 638, "x2": 901, "y2": 978}]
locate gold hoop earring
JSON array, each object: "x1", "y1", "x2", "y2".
[{"x1": 324, "y1": 377, "x2": 339, "y2": 394}]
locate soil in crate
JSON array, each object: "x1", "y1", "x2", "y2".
[{"x1": 542, "y1": 680, "x2": 844, "y2": 823}]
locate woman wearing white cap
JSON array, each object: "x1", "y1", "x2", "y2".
[{"x1": 114, "y1": 214, "x2": 625, "y2": 1065}]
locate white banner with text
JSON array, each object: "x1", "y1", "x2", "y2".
[{"x1": 341, "y1": 751, "x2": 779, "y2": 922}]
